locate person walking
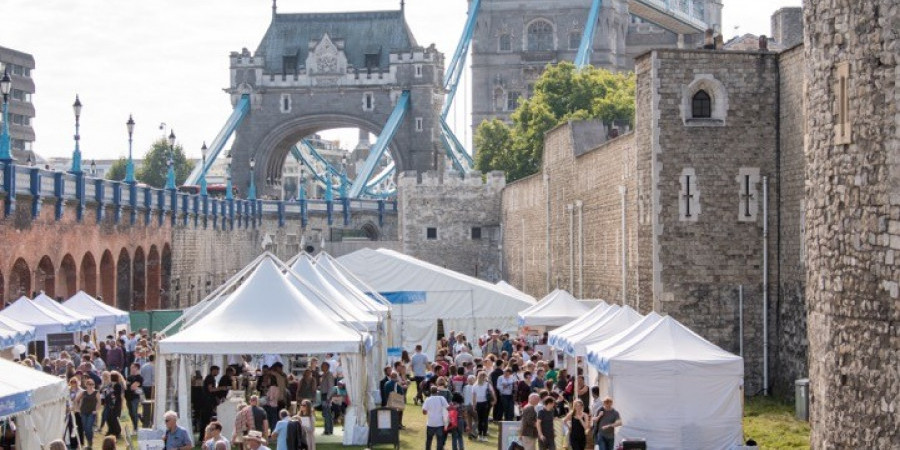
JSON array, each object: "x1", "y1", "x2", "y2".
[
  {"x1": 471, "y1": 372, "x2": 494, "y2": 441},
  {"x1": 565, "y1": 400, "x2": 589, "y2": 450},
  {"x1": 518, "y1": 394, "x2": 541, "y2": 450},
  {"x1": 422, "y1": 386, "x2": 449, "y2": 450},
  {"x1": 319, "y1": 362, "x2": 336, "y2": 435},
  {"x1": 410, "y1": 345, "x2": 429, "y2": 405},
  {"x1": 497, "y1": 368, "x2": 517, "y2": 421},
  {"x1": 537, "y1": 397, "x2": 556, "y2": 450},
  {"x1": 105, "y1": 372, "x2": 124, "y2": 438},
  {"x1": 76, "y1": 378, "x2": 100, "y2": 448},
  {"x1": 592, "y1": 397, "x2": 621, "y2": 450}
]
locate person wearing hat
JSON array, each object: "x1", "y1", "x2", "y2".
[{"x1": 244, "y1": 430, "x2": 271, "y2": 450}]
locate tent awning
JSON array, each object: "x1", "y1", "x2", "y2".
[
  {"x1": 0, "y1": 296, "x2": 82, "y2": 338},
  {"x1": 32, "y1": 292, "x2": 95, "y2": 331},
  {"x1": 517, "y1": 289, "x2": 591, "y2": 327},
  {"x1": 62, "y1": 291, "x2": 130, "y2": 325}
]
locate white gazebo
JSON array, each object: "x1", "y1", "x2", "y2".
[
  {"x1": 157, "y1": 256, "x2": 371, "y2": 442},
  {"x1": 517, "y1": 289, "x2": 591, "y2": 328},
  {"x1": 0, "y1": 315, "x2": 35, "y2": 351},
  {"x1": 0, "y1": 297, "x2": 81, "y2": 342},
  {"x1": 63, "y1": 290, "x2": 130, "y2": 338},
  {"x1": 32, "y1": 292, "x2": 95, "y2": 332},
  {"x1": 495, "y1": 280, "x2": 538, "y2": 303},
  {"x1": 0, "y1": 358, "x2": 68, "y2": 449},
  {"x1": 556, "y1": 305, "x2": 643, "y2": 356}
]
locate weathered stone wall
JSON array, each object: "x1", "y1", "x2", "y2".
[
  {"x1": 398, "y1": 171, "x2": 505, "y2": 281},
  {"x1": 642, "y1": 49, "x2": 780, "y2": 395},
  {"x1": 773, "y1": 44, "x2": 807, "y2": 398},
  {"x1": 804, "y1": 0, "x2": 899, "y2": 447},
  {"x1": 501, "y1": 125, "x2": 643, "y2": 305}
]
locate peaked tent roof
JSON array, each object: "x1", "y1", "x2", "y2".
[
  {"x1": 547, "y1": 303, "x2": 617, "y2": 349},
  {"x1": 0, "y1": 297, "x2": 82, "y2": 338},
  {"x1": 589, "y1": 315, "x2": 744, "y2": 376},
  {"x1": 257, "y1": 10, "x2": 417, "y2": 73},
  {"x1": 558, "y1": 305, "x2": 644, "y2": 356},
  {"x1": 32, "y1": 292, "x2": 95, "y2": 331},
  {"x1": 517, "y1": 289, "x2": 591, "y2": 327},
  {"x1": 337, "y1": 248, "x2": 536, "y2": 319},
  {"x1": 495, "y1": 281, "x2": 537, "y2": 303},
  {"x1": 0, "y1": 314, "x2": 35, "y2": 350},
  {"x1": 584, "y1": 312, "x2": 664, "y2": 368},
  {"x1": 311, "y1": 254, "x2": 390, "y2": 314},
  {"x1": 62, "y1": 291, "x2": 130, "y2": 326},
  {"x1": 288, "y1": 255, "x2": 380, "y2": 329},
  {"x1": 159, "y1": 258, "x2": 364, "y2": 355},
  {"x1": 0, "y1": 357, "x2": 67, "y2": 417}
]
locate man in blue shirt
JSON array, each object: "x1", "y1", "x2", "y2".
[
  {"x1": 270, "y1": 409, "x2": 291, "y2": 450},
  {"x1": 162, "y1": 411, "x2": 193, "y2": 450}
]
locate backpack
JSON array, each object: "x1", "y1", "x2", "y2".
[{"x1": 446, "y1": 404, "x2": 459, "y2": 431}]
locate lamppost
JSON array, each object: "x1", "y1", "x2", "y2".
[
  {"x1": 0, "y1": 70, "x2": 12, "y2": 163},
  {"x1": 225, "y1": 152, "x2": 233, "y2": 201},
  {"x1": 90, "y1": 160, "x2": 96, "y2": 176},
  {"x1": 248, "y1": 157, "x2": 257, "y2": 200},
  {"x1": 70, "y1": 95, "x2": 83, "y2": 174},
  {"x1": 165, "y1": 130, "x2": 176, "y2": 190},
  {"x1": 298, "y1": 165, "x2": 306, "y2": 200},
  {"x1": 339, "y1": 154, "x2": 348, "y2": 199},
  {"x1": 199, "y1": 142, "x2": 208, "y2": 196},
  {"x1": 125, "y1": 115, "x2": 136, "y2": 184}
]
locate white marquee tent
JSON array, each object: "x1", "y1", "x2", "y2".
[
  {"x1": 557, "y1": 305, "x2": 643, "y2": 356},
  {"x1": 0, "y1": 297, "x2": 81, "y2": 341},
  {"x1": 517, "y1": 289, "x2": 591, "y2": 328},
  {"x1": 337, "y1": 248, "x2": 535, "y2": 358},
  {"x1": 288, "y1": 255, "x2": 381, "y2": 330},
  {"x1": 0, "y1": 358, "x2": 67, "y2": 449},
  {"x1": 314, "y1": 253, "x2": 391, "y2": 316},
  {"x1": 547, "y1": 303, "x2": 617, "y2": 351},
  {"x1": 495, "y1": 281, "x2": 538, "y2": 303},
  {"x1": 0, "y1": 315, "x2": 35, "y2": 350},
  {"x1": 157, "y1": 256, "x2": 371, "y2": 440},
  {"x1": 62, "y1": 290, "x2": 130, "y2": 338},
  {"x1": 586, "y1": 316, "x2": 744, "y2": 449},
  {"x1": 32, "y1": 292, "x2": 95, "y2": 332}
]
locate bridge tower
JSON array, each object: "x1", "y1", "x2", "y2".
[{"x1": 227, "y1": 8, "x2": 444, "y2": 198}]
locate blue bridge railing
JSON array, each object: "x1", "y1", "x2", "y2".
[{"x1": 0, "y1": 162, "x2": 395, "y2": 230}]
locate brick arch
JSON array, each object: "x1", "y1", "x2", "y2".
[
  {"x1": 161, "y1": 244, "x2": 172, "y2": 309},
  {"x1": 9, "y1": 258, "x2": 31, "y2": 301},
  {"x1": 80, "y1": 252, "x2": 98, "y2": 297},
  {"x1": 99, "y1": 250, "x2": 115, "y2": 305},
  {"x1": 116, "y1": 248, "x2": 132, "y2": 311},
  {"x1": 36, "y1": 255, "x2": 55, "y2": 298},
  {"x1": 59, "y1": 254, "x2": 77, "y2": 299},
  {"x1": 146, "y1": 246, "x2": 161, "y2": 310},
  {"x1": 133, "y1": 247, "x2": 146, "y2": 311}
]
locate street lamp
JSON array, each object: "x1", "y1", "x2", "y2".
[
  {"x1": 90, "y1": 160, "x2": 96, "y2": 176},
  {"x1": 199, "y1": 142, "x2": 208, "y2": 196},
  {"x1": 248, "y1": 156, "x2": 257, "y2": 200},
  {"x1": 225, "y1": 152, "x2": 233, "y2": 200},
  {"x1": 339, "y1": 154, "x2": 348, "y2": 199},
  {"x1": 70, "y1": 95, "x2": 83, "y2": 173},
  {"x1": 125, "y1": 115, "x2": 136, "y2": 183},
  {"x1": 0, "y1": 70, "x2": 12, "y2": 162},
  {"x1": 298, "y1": 165, "x2": 306, "y2": 200},
  {"x1": 165, "y1": 130, "x2": 176, "y2": 190}
]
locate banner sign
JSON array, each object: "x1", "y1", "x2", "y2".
[{"x1": 368, "y1": 291, "x2": 427, "y2": 305}]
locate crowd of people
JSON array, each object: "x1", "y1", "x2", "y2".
[{"x1": 2, "y1": 327, "x2": 621, "y2": 450}]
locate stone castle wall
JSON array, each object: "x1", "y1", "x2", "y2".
[
  {"x1": 398, "y1": 171, "x2": 505, "y2": 281},
  {"x1": 804, "y1": 0, "x2": 899, "y2": 447}
]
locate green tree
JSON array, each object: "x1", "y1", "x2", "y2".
[
  {"x1": 474, "y1": 62, "x2": 635, "y2": 182},
  {"x1": 105, "y1": 157, "x2": 129, "y2": 181},
  {"x1": 136, "y1": 138, "x2": 195, "y2": 188}
]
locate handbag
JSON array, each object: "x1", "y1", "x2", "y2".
[{"x1": 387, "y1": 391, "x2": 406, "y2": 411}]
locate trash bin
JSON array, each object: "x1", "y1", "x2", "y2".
[{"x1": 795, "y1": 378, "x2": 809, "y2": 421}]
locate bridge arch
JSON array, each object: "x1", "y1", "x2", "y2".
[
  {"x1": 133, "y1": 247, "x2": 146, "y2": 311},
  {"x1": 59, "y1": 254, "x2": 77, "y2": 299},
  {"x1": 36, "y1": 256, "x2": 55, "y2": 298},
  {"x1": 161, "y1": 244, "x2": 172, "y2": 309},
  {"x1": 99, "y1": 250, "x2": 115, "y2": 305},
  {"x1": 251, "y1": 114, "x2": 406, "y2": 197},
  {"x1": 146, "y1": 246, "x2": 161, "y2": 310},
  {"x1": 9, "y1": 258, "x2": 30, "y2": 300},
  {"x1": 116, "y1": 248, "x2": 132, "y2": 311},
  {"x1": 80, "y1": 252, "x2": 98, "y2": 296}
]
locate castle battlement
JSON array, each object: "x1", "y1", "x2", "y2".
[{"x1": 398, "y1": 170, "x2": 506, "y2": 192}]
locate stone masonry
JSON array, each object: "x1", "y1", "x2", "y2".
[
  {"x1": 804, "y1": 0, "x2": 899, "y2": 447},
  {"x1": 398, "y1": 170, "x2": 505, "y2": 281}
]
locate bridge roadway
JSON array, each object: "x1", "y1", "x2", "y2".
[{"x1": 0, "y1": 162, "x2": 397, "y2": 311}]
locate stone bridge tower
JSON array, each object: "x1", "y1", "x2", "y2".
[{"x1": 227, "y1": 8, "x2": 445, "y2": 197}]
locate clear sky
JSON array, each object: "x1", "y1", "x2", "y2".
[{"x1": 1, "y1": 0, "x2": 801, "y2": 163}]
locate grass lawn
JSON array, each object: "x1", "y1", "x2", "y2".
[{"x1": 114, "y1": 387, "x2": 808, "y2": 449}]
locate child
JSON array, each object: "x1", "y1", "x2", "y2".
[
  {"x1": 447, "y1": 393, "x2": 467, "y2": 450},
  {"x1": 537, "y1": 397, "x2": 556, "y2": 450}
]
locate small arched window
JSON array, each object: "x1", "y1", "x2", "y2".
[
  {"x1": 527, "y1": 20, "x2": 554, "y2": 51},
  {"x1": 692, "y1": 90, "x2": 712, "y2": 118},
  {"x1": 499, "y1": 34, "x2": 512, "y2": 52}
]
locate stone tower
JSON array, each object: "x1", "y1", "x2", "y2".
[
  {"x1": 470, "y1": 0, "x2": 722, "y2": 133},
  {"x1": 804, "y1": 0, "x2": 899, "y2": 447},
  {"x1": 227, "y1": 8, "x2": 445, "y2": 198}
]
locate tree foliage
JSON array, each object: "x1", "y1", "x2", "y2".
[
  {"x1": 136, "y1": 138, "x2": 195, "y2": 188},
  {"x1": 105, "y1": 157, "x2": 128, "y2": 182},
  {"x1": 474, "y1": 62, "x2": 635, "y2": 182}
]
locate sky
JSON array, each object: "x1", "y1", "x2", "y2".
[{"x1": 2, "y1": 0, "x2": 801, "y2": 163}]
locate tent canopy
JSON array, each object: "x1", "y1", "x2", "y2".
[
  {"x1": 315, "y1": 254, "x2": 391, "y2": 314},
  {"x1": 0, "y1": 358, "x2": 67, "y2": 417},
  {"x1": 559, "y1": 305, "x2": 643, "y2": 356},
  {"x1": 288, "y1": 255, "x2": 380, "y2": 329},
  {"x1": 337, "y1": 248, "x2": 535, "y2": 357},
  {"x1": 583, "y1": 312, "x2": 663, "y2": 366},
  {"x1": 32, "y1": 292, "x2": 95, "y2": 332},
  {"x1": 495, "y1": 281, "x2": 537, "y2": 303},
  {"x1": 159, "y1": 258, "x2": 365, "y2": 355},
  {"x1": 0, "y1": 315, "x2": 35, "y2": 350},
  {"x1": 63, "y1": 290, "x2": 129, "y2": 326},
  {"x1": 517, "y1": 289, "x2": 591, "y2": 327},
  {"x1": 0, "y1": 297, "x2": 82, "y2": 339},
  {"x1": 547, "y1": 302, "x2": 613, "y2": 348}
]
